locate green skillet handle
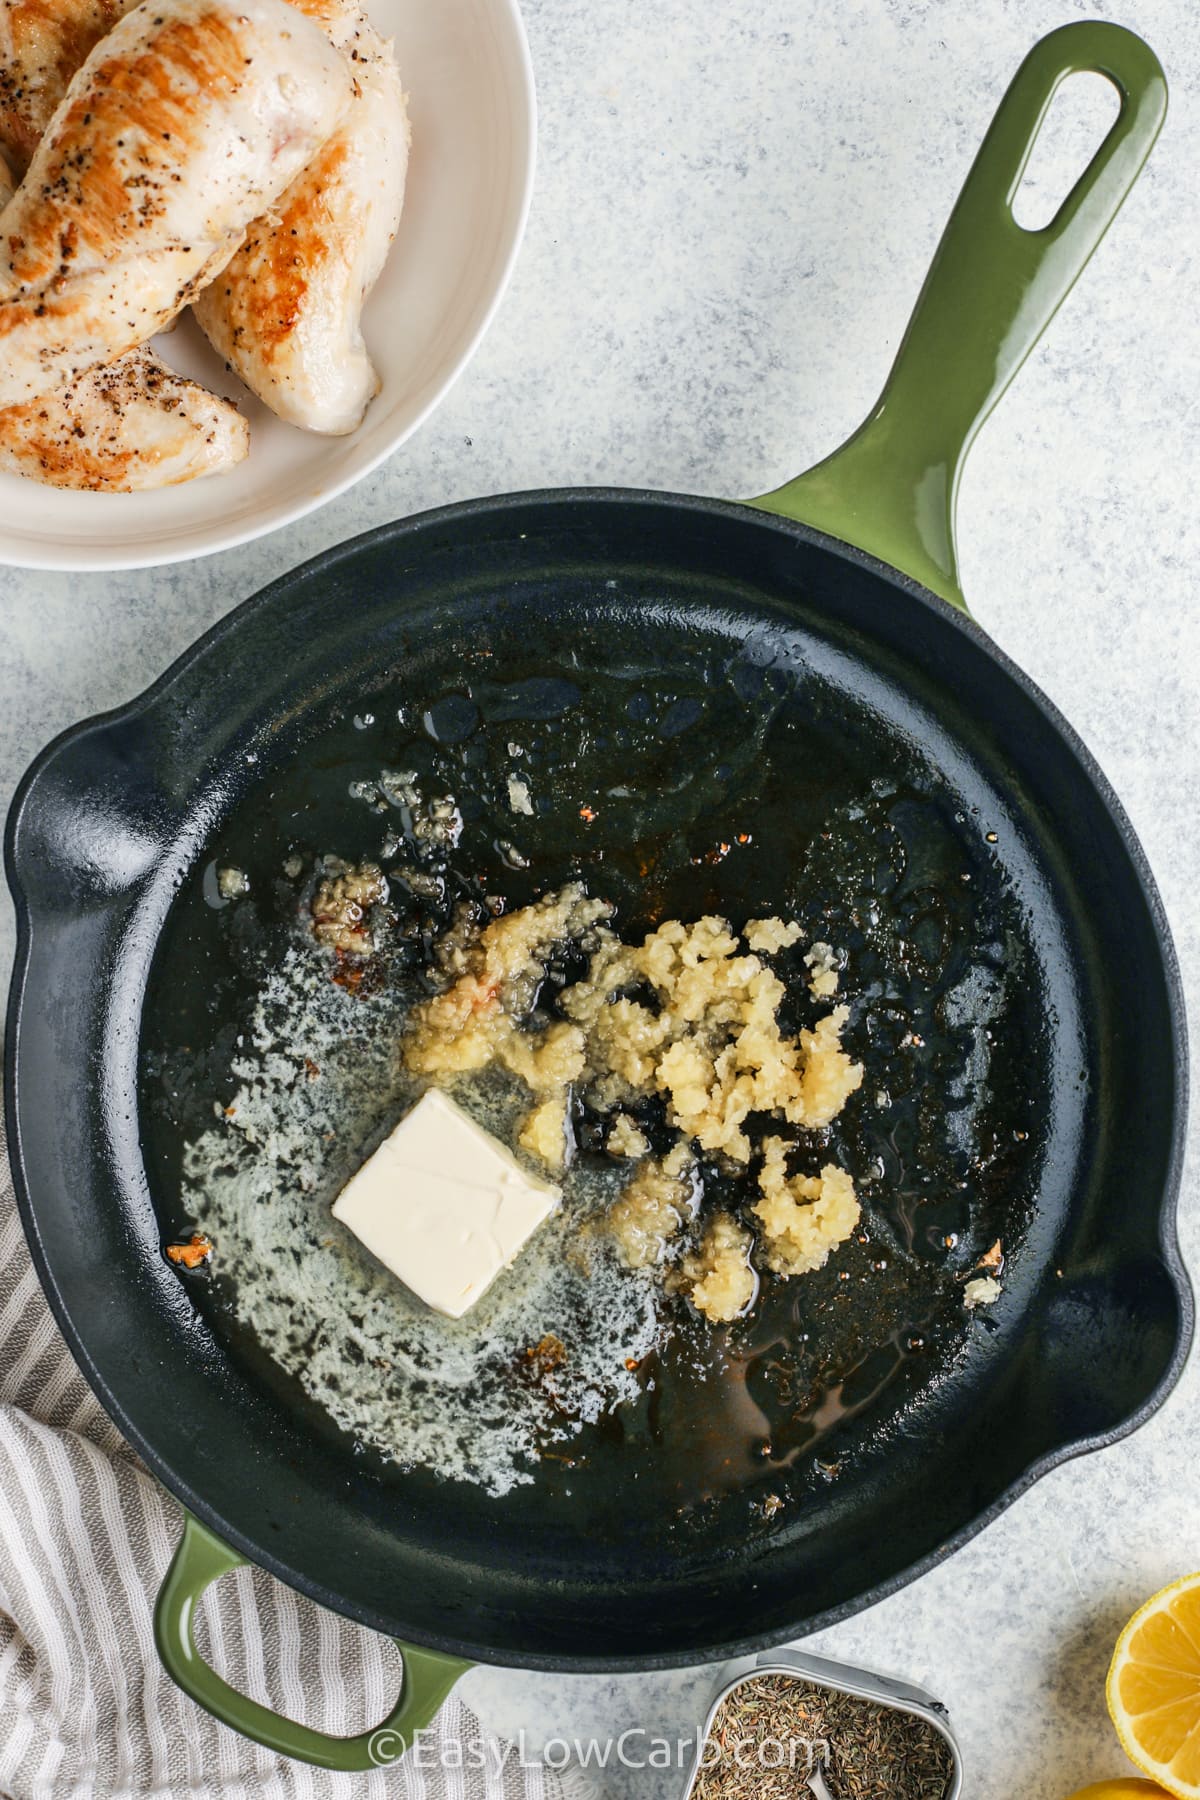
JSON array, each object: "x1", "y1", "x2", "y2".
[
  {"x1": 750, "y1": 22, "x2": 1167, "y2": 613},
  {"x1": 154, "y1": 1513, "x2": 471, "y2": 1771}
]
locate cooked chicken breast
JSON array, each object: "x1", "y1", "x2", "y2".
[
  {"x1": 0, "y1": 0, "x2": 351, "y2": 410},
  {"x1": 289, "y1": 0, "x2": 357, "y2": 40},
  {"x1": 0, "y1": 348, "x2": 249, "y2": 487},
  {"x1": 194, "y1": 9, "x2": 408, "y2": 435},
  {"x1": 0, "y1": 0, "x2": 129, "y2": 170},
  {"x1": 0, "y1": 0, "x2": 403, "y2": 438},
  {"x1": 0, "y1": 144, "x2": 247, "y2": 487}
]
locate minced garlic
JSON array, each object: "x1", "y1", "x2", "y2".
[
  {"x1": 805, "y1": 940, "x2": 840, "y2": 998},
  {"x1": 402, "y1": 889, "x2": 862, "y2": 1324},
  {"x1": 311, "y1": 860, "x2": 388, "y2": 955},
  {"x1": 744, "y1": 917, "x2": 804, "y2": 955},
  {"x1": 404, "y1": 886, "x2": 608, "y2": 1087},
  {"x1": 754, "y1": 1141, "x2": 860, "y2": 1276},
  {"x1": 680, "y1": 1212, "x2": 756, "y2": 1323},
  {"x1": 964, "y1": 1276, "x2": 1002, "y2": 1309},
  {"x1": 607, "y1": 1144, "x2": 695, "y2": 1268},
  {"x1": 607, "y1": 1113, "x2": 650, "y2": 1160},
  {"x1": 519, "y1": 1094, "x2": 570, "y2": 1172},
  {"x1": 560, "y1": 917, "x2": 862, "y2": 1156}
]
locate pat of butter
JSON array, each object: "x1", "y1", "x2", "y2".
[{"x1": 332, "y1": 1088, "x2": 561, "y2": 1318}]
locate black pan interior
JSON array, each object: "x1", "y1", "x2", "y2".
[{"x1": 6, "y1": 493, "x2": 1190, "y2": 1667}]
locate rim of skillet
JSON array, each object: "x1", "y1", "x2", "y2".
[{"x1": 4, "y1": 488, "x2": 1194, "y2": 1672}]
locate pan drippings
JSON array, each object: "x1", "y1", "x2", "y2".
[{"x1": 140, "y1": 628, "x2": 1045, "y2": 1526}]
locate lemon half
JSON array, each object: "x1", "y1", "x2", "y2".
[
  {"x1": 1108, "y1": 1573, "x2": 1200, "y2": 1798},
  {"x1": 1066, "y1": 1783, "x2": 1174, "y2": 1799}
]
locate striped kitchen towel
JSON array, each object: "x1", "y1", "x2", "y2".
[{"x1": 0, "y1": 1127, "x2": 596, "y2": 1800}]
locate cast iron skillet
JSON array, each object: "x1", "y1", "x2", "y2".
[{"x1": 5, "y1": 22, "x2": 1191, "y2": 1773}]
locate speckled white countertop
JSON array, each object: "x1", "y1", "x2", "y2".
[{"x1": 2, "y1": 1, "x2": 1198, "y2": 1795}]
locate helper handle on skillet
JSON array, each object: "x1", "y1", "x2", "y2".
[
  {"x1": 155, "y1": 1513, "x2": 470, "y2": 1771},
  {"x1": 750, "y1": 21, "x2": 1166, "y2": 614}
]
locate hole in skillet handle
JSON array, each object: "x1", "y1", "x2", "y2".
[
  {"x1": 1011, "y1": 70, "x2": 1123, "y2": 230},
  {"x1": 191, "y1": 1568, "x2": 404, "y2": 1735},
  {"x1": 153, "y1": 1513, "x2": 470, "y2": 1772}
]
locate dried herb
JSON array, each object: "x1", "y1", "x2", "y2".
[{"x1": 691, "y1": 1673, "x2": 955, "y2": 1800}]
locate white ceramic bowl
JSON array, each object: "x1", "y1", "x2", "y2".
[{"x1": 0, "y1": 0, "x2": 536, "y2": 572}]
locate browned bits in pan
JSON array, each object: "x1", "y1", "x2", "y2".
[
  {"x1": 165, "y1": 1232, "x2": 212, "y2": 1269},
  {"x1": 523, "y1": 1334, "x2": 567, "y2": 1377},
  {"x1": 974, "y1": 1238, "x2": 1004, "y2": 1276}
]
